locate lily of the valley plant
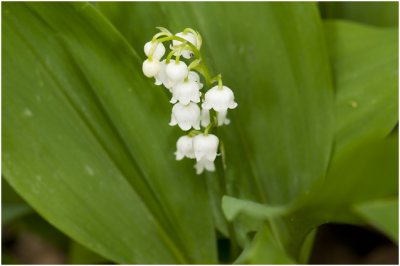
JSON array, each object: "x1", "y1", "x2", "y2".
[{"x1": 142, "y1": 27, "x2": 238, "y2": 174}]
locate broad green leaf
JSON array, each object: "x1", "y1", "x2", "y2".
[
  {"x1": 324, "y1": 20, "x2": 398, "y2": 155},
  {"x1": 299, "y1": 20, "x2": 399, "y2": 208},
  {"x1": 234, "y1": 224, "x2": 295, "y2": 264},
  {"x1": 319, "y1": 2, "x2": 399, "y2": 28},
  {"x1": 233, "y1": 18, "x2": 398, "y2": 262},
  {"x1": 225, "y1": 19, "x2": 399, "y2": 260},
  {"x1": 270, "y1": 101, "x2": 398, "y2": 261},
  {"x1": 97, "y1": 2, "x2": 168, "y2": 53},
  {"x1": 298, "y1": 229, "x2": 317, "y2": 264},
  {"x1": 353, "y1": 198, "x2": 398, "y2": 243},
  {"x1": 3, "y1": 2, "x2": 216, "y2": 263},
  {"x1": 69, "y1": 241, "x2": 109, "y2": 264},
  {"x1": 294, "y1": 135, "x2": 398, "y2": 231},
  {"x1": 326, "y1": 136, "x2": 398, "y2": 206}
]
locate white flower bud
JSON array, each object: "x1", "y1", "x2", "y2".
[
  {"x1": 175, "y1": 135, "x2": 195, "y2": 160},
  {"x1": 202, "y1": 85, "x2": 238, "y2": 112},
  {"x1": 193, "y1": 134, "x2": 219, "y2": 162},
  {"x1": 144, "y1": 41, "x2": 166, "y2": 60},
  {"x1": 166, "y1": 61, "x2": 189, "y2": 82},
  {"x1": 173, "y1": 32, "x2": 197, "y2": 59},
  {"x1": 170, "y1": 79, "x2": 201, "y2": 105},
  {"x1": 142, "y1": 59, "x2": 161, "y2": 78},
  {"x1": 169, "y1": 102, "x2": 201, "y2": 131},
  {"x1": 194, "y1": 158, "x2": 215, "y2": 175},
  {"x1": 201, "y1": 108, "x2": 210, "y2": 127}
]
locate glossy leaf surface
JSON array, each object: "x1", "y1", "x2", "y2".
[{"x1": 3, "y1": 2, "x2": 216, "y2": 263}]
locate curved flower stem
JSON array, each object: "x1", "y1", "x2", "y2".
[
  {"x1": 155, "y1": 36, "x2": 201, "y2": 59},
  {"x1": 154, "y1": 35, "x2": 213, "y2": 86},
  {"x1": 165, "y1": 50, "x2": 176, "y2": 64},
  {"x1": 204, "y1": 121, "x2": 214, "y2": 135},
  {"x1": 188, "y1": 130, "x2": 202, "y2": 137},
  {"x1": 175, "y1": 54, "x2": 181, "y2": 64},
  {"x1": 188, "y1": 59, "x2": 201, "y2": 71}
]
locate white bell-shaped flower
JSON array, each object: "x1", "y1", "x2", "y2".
[
  {"x1": 188, "y1": 71, "x2": 203, "y2": 89},
  {"x1": 170, "y1": 79, "x2": 201, "y2": 105},
  {"x1": 217, "y1": 110, "x2": 231, "y2": 126},
  {"x1": 144, "y1": 41, "x2": 165, "y2": 60},
  {"x1": 154, "y1": 60, "x2": 175, "y2": 90},
  {"x1": 202, "y1": 85, "x2": 238, "y2": 112},
  {"x1": 201, "y1": 108, "x2": 210, "y2": 127},
  {"x1": 166, "y1": 61, "x2": 189, "y2": 82},
  {"x1": 142, "y1": 59, "x2": 161, "y2": 78},
  {"x1": 194, "y1": 158, "x2": 215, "y2": 175},
  {"x1": 169, "y1": 102, "x2": 200, "y2": 131},
  {"x1": 175, "y1": 135, "x2": 195, "y2": 160},
  {"x1": 173, "y1": 32, "x2": 197, "y2": 59},
  {"x1": 193, "y1": 134, "x2": 219, "y2": 162}
]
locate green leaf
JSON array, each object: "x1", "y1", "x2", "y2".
[
  {"x1": 98, "y1": 2, "x2": 168, "y2": 54},
  {"x1": 353, "y1": 198, "x2": 398, "y2": 243},
  {"x1": 324, "y1": 20, "x2": 398, "y2": 155},
  {"x1": 270, "y1": 20, "x2": 399, "y2": 259},
  {"x1": 234, "y1": 225, "x2": 295, "y2": 264},
  {"x1": 298, "y1": 135, "x2": 397, "y2": 220},
  {"x1": 319, "y1": 2, "x2": 399, "y2": 28},
  {"x1": 298, "y1": 229, "x2": 317, "y2": 264},
  {"x1": 3, "y1": 2, "x2": 216, "y2": 263},
  {"x1": 222, "y1": 196, "x2": 287, "y2": 222},
  {"x1": 299, "y1": 20, "x2": 399, "y2": 208},
  {"x1": 69, "y1": 241, "x2": 109, "y2": 264}
]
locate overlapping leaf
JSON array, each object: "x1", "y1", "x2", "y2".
[
  {"x1": 319, "y1": 2, "x2": 399, "y2": 27},
  {"x1": 353, "y1": 198, "x2": 398, "y2": 243},
  {"x1": 325, "y1": 20, "x2": 398, "y2": 156},
  {"x1": 224, "y1": 18, "x2": 398, "y2": 262},
  {"x1": 3, "y1": 2, "x2": 216, "y2": 263}
]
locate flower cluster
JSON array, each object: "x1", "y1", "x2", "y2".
[{"x1": 142, "y1": 27, "x2": 237, "y2": 174}]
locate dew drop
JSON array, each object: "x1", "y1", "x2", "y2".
[
  {"x1": 85, "y1": 165, "x2": 94, "y2": 176},
  {"x1": 349, "y1": 100, "x2": 358, "y2": 109},
  {"x1": 23, "y1": 108, "x2": 33, "y2": 117}
]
